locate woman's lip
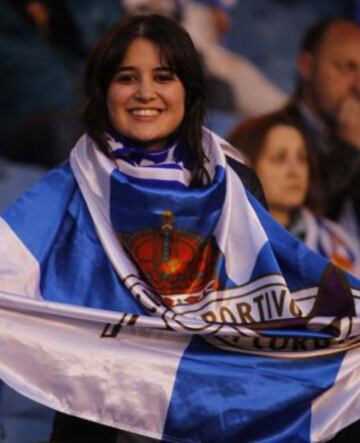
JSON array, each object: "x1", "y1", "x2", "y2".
[{"x1": 285, "y1": 184, "x2": 304, "y2": 191}]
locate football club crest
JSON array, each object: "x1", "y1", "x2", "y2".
[{"x1": 119, "y1": 210, "x2": 221, "y2": 306}]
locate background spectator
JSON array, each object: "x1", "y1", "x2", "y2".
[
  {"x1": 282, "y1": 18, "x2": 360, "y2": 245},
  {"x1": 227, "y1": 111, "x2": 360, "y2": 277}
]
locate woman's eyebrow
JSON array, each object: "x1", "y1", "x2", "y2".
[
  {"x1": 115, "y1": 66, "x2": 172, "y2": 72},
  {"x1": 154, "y1": 66, "x2": 173, "y2": 72},
  {"x1": 116, "y1": 66, "x2": 136, "y2": 72}
]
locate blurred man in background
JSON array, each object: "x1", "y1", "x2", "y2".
[{"x1": 285, "y1": 18, "x2": 360, "y2": 244}]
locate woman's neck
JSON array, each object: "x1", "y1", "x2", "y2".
[{"x1": 269, "y1": 207, "x2": 292, "y2": 228}]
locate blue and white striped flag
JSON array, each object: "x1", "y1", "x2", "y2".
[{"x1": 0, "y1": 129, "x2": 360, "y2": 442}]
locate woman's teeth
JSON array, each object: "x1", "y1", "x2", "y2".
[{"x1": 131, "y1": 109, "x2": 160, "y2": 116}]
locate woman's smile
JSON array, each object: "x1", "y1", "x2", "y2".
[{"x1": 127, "y1": 107, "x2": 163, "y2": 119}]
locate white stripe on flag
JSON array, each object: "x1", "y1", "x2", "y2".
[
  {"x1": 0, "y1": 302, "x2": 191, "y2": 439},
  {"x1": 311, "y1": 347, "x2": 360, "y2": 442},
  {"x1": 213, "y1": 166, "x2": 267, "y2": 284},
  {"x1": 0, "y1": 218, "x2": 41, "y2": 299}
]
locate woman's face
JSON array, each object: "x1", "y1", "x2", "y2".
[
  {"x1": 107, "y1": 37, "x2": 185, "y2": 150},
  {"x1": 255, "y1": 124, "x2": 309, "y2": 212}
]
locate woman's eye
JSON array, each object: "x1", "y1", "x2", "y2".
[
  {"x1": 155, "y1": 72, "x2": 174, "y2": 82},
  {"x1": 269, "y1": 154, "x2": 285, "y2": 163},
  {"x1": 115, "y1": 73, "x2": 137, "y2": 83}
]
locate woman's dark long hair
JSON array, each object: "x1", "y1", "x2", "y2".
[
  {"x1": 82, "y1": 14, "x2": 208, "y2": 186},
  {"x1": 227, "y1": 111, "x2": 324, "y2": 214}
]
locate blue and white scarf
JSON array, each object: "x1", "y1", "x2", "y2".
[
  {"x1": 292, "y1": 207, "x2": 360, "y2": 278},
  {"x1": 0, "y1": 128, "x2": 360, "y2": 442}
]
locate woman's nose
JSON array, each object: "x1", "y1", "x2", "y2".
[
  {"x1": 287, "y1": 159, "x2": 302, "y2": 175},
  {"x1": 135, "y1": 79, "x2": 156, "y2": 101}
]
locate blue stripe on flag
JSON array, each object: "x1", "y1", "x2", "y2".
[
  {"x1": 250, "y1": 242, "x2": 282, "y2": 280},
  {"x1": 2, "y1": 164, "x2": 76, "y2": 261},
  {"x1": 145, "y1": 163, "x2": 183, "y2": 170},
  {"x1": 163, "y1": 337, "x2": 345, "y2": 443},
  {"x1": 110, "y1": 166, "x2": 226, "y2": 235},
  {"x1": 38, "y1": 191, "x2": 146, "y2": 313}
]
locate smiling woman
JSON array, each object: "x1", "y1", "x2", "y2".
[
  {"x1": 82, "y1": 14, "x2": 211, "y2": 187},
  {"x1": 47, "y1": 13, "x2": 267, "y2": 442}
]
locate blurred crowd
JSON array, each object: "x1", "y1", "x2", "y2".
[
  {"x1": 0, "y1": 0, "x2": 287, "y2": 173},
  {"x1": 1, "y1": 0, "x2": 360, "y2": 441}
]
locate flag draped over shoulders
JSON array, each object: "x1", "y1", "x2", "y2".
[{"x1": 0, "y1": 128, "x2": 360, "y2": 442}]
